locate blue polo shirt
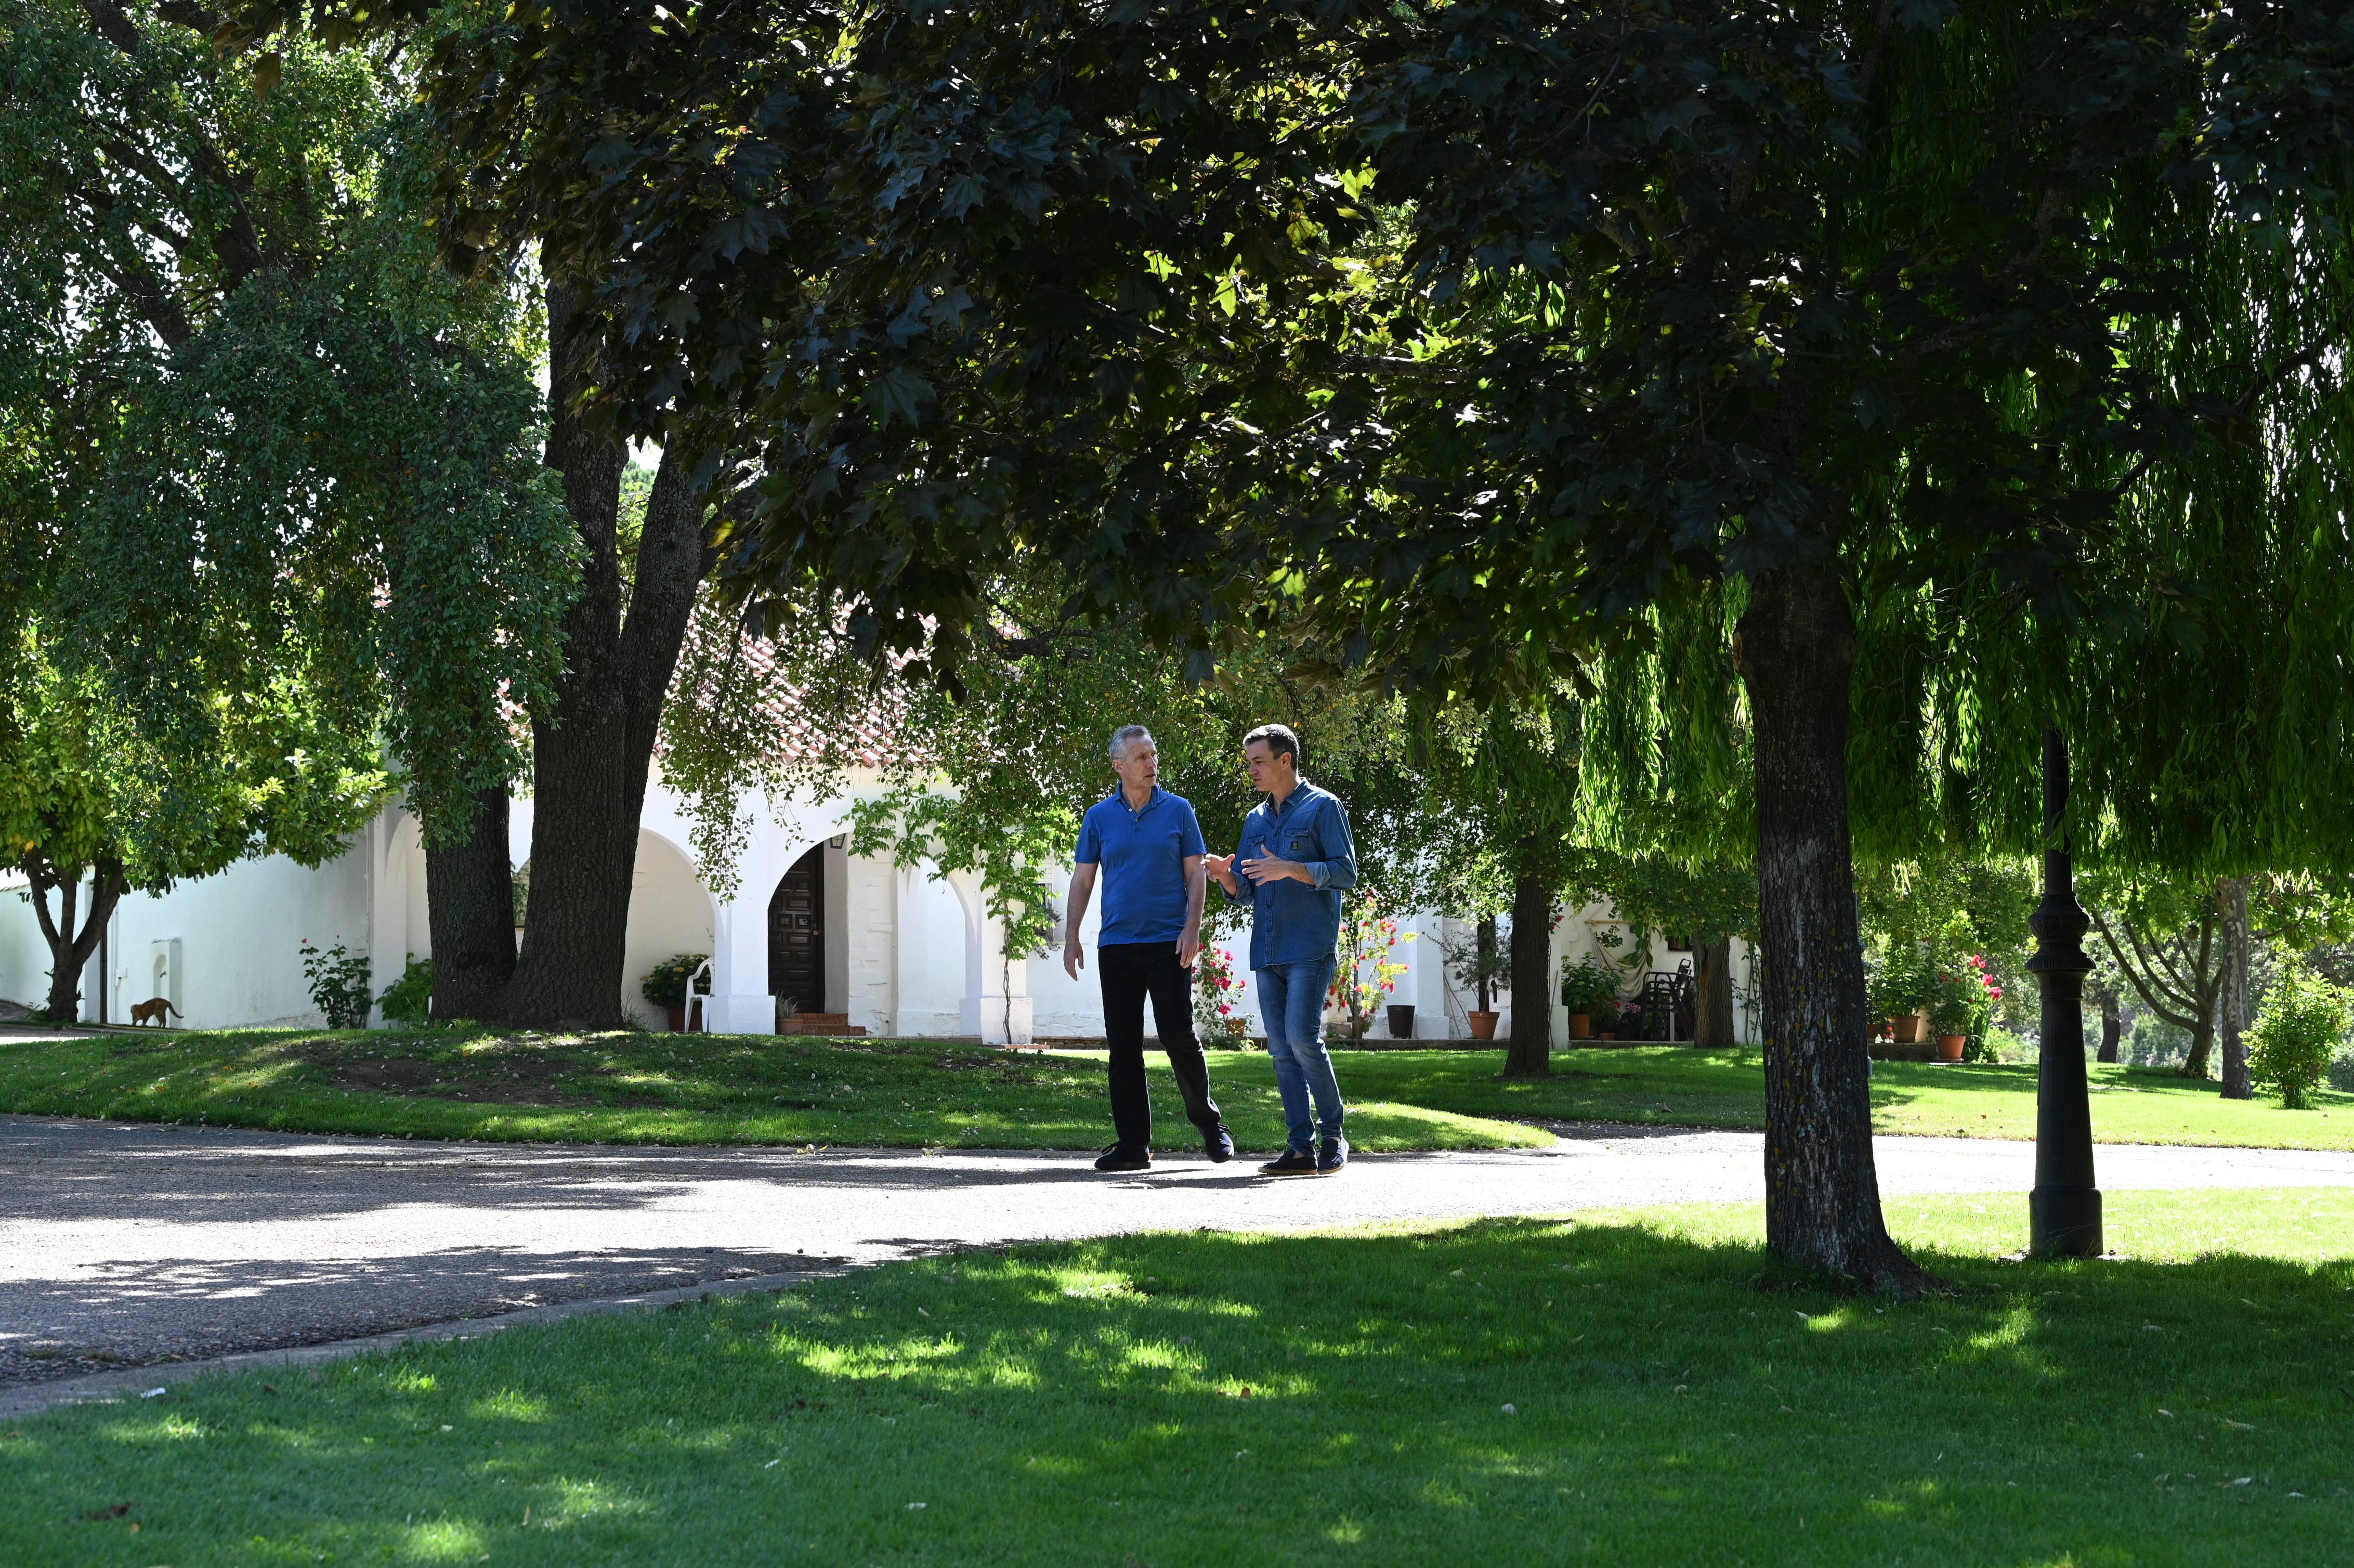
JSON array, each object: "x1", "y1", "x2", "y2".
[
  {"x1": 1221, "y1": 779, "x2": 1357, "y2": 970},
  {"x1": 1073, "y1": 785, "x2": 1208, "y2": 946}
]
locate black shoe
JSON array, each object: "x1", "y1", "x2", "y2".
[
  {"x1": 1201, "y1": 1122, "x2": 1236, "y2": 1163},
  {"x1": 1316, "y1": 1136, "x2": 1349, "y2": 1174},
  {"x1": 1258, "y1": 1147, "x2": 1319, "y2": 1177},
  {"x1": 1094, "y1": 1143, "x2": 1152, "y2": 1172}
]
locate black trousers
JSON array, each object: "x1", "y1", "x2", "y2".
[{"x1": 1097, "y1": 941, "x2": 1222, "y2": 1148}]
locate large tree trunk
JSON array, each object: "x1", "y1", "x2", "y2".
[
  {"x1": 2096, "y1": 988, "x2": 2121, "y2": 1064},
  {"x1": 27, "y1": 857, "x2": 125, "y2": 1023},
  {"x1": 2218, "y1": 876, "x2": 2252, "y2": 1099},
  {"x1": 1737, "y1": 562, "x2": 1920, "y2": 1293},
  {"x1": 1502, "y1": 854, "x2": 1553, "y2": 1076},
  {"x1": 426, "y1": 786, "x2": 517, "y2": 1021},
  {"x1": 494, "y1": 277, "x2": 717, "y2": 1030},
  {"x1": 1694, "y1": 937, "x2": 1736, "y2": 1051}
]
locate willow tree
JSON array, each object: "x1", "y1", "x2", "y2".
[{"x1": 1847, "y1": 21, "x2": 2354, "y2": 1100}]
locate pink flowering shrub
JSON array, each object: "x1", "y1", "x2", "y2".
[
  {"x1": 1327, "y1": 901, "x2": 1416, "y2": 1042},
  {"x1": 1194, "y1": 944, "x2": 1253, "y2": 1047},
  {"x1": 1929, "y1": 952, "x2": 2003, "y2": 1049}
]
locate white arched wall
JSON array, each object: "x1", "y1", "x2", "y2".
[{"x1": 621, "y1": 828, "x2": 718, "y2": 1030}]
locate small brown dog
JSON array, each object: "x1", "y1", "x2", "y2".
[{"x1": 129, "y1": 997, "x2": 181, "y2": 1028}]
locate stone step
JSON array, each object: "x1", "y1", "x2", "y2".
[{"x1": 779, "y1": 1012, "x2": 868, "y2": 1037}]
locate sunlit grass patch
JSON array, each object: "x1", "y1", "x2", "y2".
[
  {"x1": 5, "y1": 1187, "x2": 2346, "y2": 1565},
  {"x1": 0, "y1": 1027, "x2": 1544, "y2": 1152},
  {"x1": 1325, "y1": 1044, "x2": 2354, "y2": 1149}
]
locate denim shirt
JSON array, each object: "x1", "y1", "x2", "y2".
[{"x1": 1223, "y1": 780, "x2": 1358, "y2": 971}]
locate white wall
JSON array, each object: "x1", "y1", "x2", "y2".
[
  {"x1": 620, "y1": 829, "x2": 717, "y2": 1031},
  {"x1": 0, "y1": 871, "x2": 51, "y2": 1013},
  {"x1": 0, "y1": 841, "x2": 377, "y2": 1030},
  {"x1": 841, "y1": 850, "x2": 899, "y2": 1029},
  {"x1": 892, "y1": 866, "x2": 971, "y2": 1037}
]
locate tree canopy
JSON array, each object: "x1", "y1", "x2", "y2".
[{"x1": 0, "y1": 0, "x2": 572, "y2": 1016}]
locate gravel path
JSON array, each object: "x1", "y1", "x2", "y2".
[{"x1": 4, "y1": 1112, "x2": 2350, "y2": 1397}]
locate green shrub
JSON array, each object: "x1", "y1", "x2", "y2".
[
  {"x1": 1558, "y1": 951, "x2": 1621, "y2": 1016},
  {"x1": 642, "y1": 952, "x2": 710, "y2": 1009},
  {"x1": 299, "y1": 940, "x2": 374, "y2": 1029},
  {"x1": 1867, "y1": 944, "x2": 1938, "y2": 1020},
  {"x1": 378, "y1": 956, "x2": 433, "y2": 1027},
  {"x1": 2246, "y1": 956, "x2": 2351, "y2": 1110}
]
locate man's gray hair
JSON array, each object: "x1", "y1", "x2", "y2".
[{"x1": 1109, "y1": 723, "x2": 1154, "y2": 761}]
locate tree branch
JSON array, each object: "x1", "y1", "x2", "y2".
[{"x1": 2093, "y1": 909, "x2": 2199, "y2": 1031}]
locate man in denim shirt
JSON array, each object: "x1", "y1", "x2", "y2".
[{"x1": 1206, "y1": 723, "x2": 1358, "y2": 1174}]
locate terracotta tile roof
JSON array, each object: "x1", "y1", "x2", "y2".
[{"x1": 697, "y1": 632, "x2": 918, "y2": 771}]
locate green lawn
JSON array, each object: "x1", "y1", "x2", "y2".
[
  {"x1": 7, "y1": 1026, "x2": 2347, "y2": 1154},
  {"x1": 1319, "y1": 1044, "x2": 2354, "y2": 1149},
  {"x1": 0, "y1": 1025, "x2": 1546, "y2": 1152},
  {"x1": 4, "y1": 1187, "x2": 2348, "y2": 1566}
]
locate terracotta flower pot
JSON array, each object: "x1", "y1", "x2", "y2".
[
  {"x1": 1890, "y1": 1013, "x2": 1925, "y2": 1043},
  {"x1": 665, "y1": 1005, "x2": 685, "y2": 1033},
  {"x1": 1467, "y1": 1010, "x2": 1500, "y2": 1040},
  {"x1": 1567, "y1": 1013, "x2": 1592, "y2": 1040},
  {"x1": 1937, "y1": 1034, "x2": 1967, "y2": 1063},
  {"x1": 1387, "y1": 1003, "x2": 1417, "y2": 1039}
]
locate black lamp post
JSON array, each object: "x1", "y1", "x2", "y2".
[{"x1": 2028, "y1": 725, "x2": 2103, "y2": 1258}]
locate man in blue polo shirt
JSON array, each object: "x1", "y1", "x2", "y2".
[
  {"x1": 1206, "y1": 722, "x2": 1358, "y2": 1175},
  {"x1": 1063, "y1": 724, "x2": 1236, "y2": 1172}
]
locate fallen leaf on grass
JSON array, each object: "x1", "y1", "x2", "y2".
[{"x1": 78, "y1": 1502, "x2": 132, "y2": 1522}]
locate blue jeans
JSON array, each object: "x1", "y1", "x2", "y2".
[{"x1": 1256, "y1": 957, "x2": 1344, "y2": 1150}]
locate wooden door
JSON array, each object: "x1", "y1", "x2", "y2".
[{"x1": 767, "y1": 845, "x2": 825, "y2": 1015}]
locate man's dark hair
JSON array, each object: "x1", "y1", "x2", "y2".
[{"x1": 1242, "y1": 723, "x2": 1300, "y2": 766}]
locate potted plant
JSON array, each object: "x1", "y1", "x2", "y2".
[
  {"x1": 642, "y1": 952, "x2": 710, "y2": 1031},
  {"x1": 1558, "y1": 951, "x2": 1621, "y2": 1042},
  {"x1": 1872, "y1": 946, "x2": 1935, "y2": 1042},
  {"x1": 1444, "y1": 920, "x2": 1511, "y2": 1041},
  {"x1": 1928, "y1": 954, "x2": 1998, "y2": 1063}
]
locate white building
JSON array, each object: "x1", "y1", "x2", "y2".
[{"x1": 1, "y1": 772, "x2": 1758, "y2": 1047}]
